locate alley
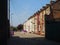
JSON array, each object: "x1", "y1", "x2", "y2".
[{"x1": 7, "y1": 31, "x2": 60, "y2": 45}]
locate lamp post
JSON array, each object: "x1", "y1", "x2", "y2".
[{"x1": 11, "y1": 13, "x2": 13, "y2": 27}]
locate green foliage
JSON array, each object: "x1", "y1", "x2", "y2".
[
  {"x1": 13, "y1": 27, "x2": 17, "y2": 31},
  {"x1": 10, "y1": 26, "x2": 18, "y2": 31},
  {"x1": 17, "y1": 24, "x2": 23, "y2": 31}
]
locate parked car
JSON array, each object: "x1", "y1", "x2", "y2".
[{"x1": 22, "y1": 30, "x2": 27, "y2": 32}]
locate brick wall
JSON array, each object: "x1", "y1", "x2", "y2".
[
  {"x1": 45, "y1": 1, "x2": 60, "y2": 42},
  {"x1": 52, "y1": 1, "x2": 60, "y2": 20}
]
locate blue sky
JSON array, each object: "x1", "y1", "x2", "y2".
[{"x1": 10, "y1": 0, "x2": 50, "y2": 27}]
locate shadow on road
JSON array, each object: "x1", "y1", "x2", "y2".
[{"x1": 7, "y1": 36, "x2": 60, "y2": 45}]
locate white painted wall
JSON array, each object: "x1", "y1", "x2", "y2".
[
  {"x1": 34, "y1": 16, "x2": 37, "y2": 33},
  {"x1": 46, "y1": 7, "x2": 50, "y2": 15}
]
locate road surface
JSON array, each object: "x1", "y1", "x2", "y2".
[{"x1": 7, "y1": 31, "x2": 60, "y2": 45}]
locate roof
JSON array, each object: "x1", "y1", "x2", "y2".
[
  {"x1": 23, "y1": 0, "x2": 60, "y2": 24},
  {"x1": 50, "y1": 0, "x2": 60, "y2": 6},
  {"x1": 28, "y1": 10, "x2": 40, "y2": 20}
]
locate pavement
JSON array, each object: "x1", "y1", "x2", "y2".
[
  {"x1": 13, "y1": 31, "x2": 44, "y2": 38},
  {"x1": 7, "y1": 31, "x2": 60, "y2": 45}
]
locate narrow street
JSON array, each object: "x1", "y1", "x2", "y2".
[{"x1": 7, "y1": 31, "x2": 60, "y2": 45}]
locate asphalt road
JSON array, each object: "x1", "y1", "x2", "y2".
[{"x1": 7, "y1": 31, "x2": 60, "y2": 45}]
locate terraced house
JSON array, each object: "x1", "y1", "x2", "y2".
[
  {"x1": 23, "y1": 0, "x2": 60, "y2": 38},
  {"x1": 45, "y1": 0, "x2": 60, "y2": 42}
]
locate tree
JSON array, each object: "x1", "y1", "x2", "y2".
[
  {"x1": 13, "y1": 27, "x2": 17, "y2": 31},
  {"x1": 17, "y1": 24, "x2": 23, "y2": 31},
  {"x1": 10, "y1": 26, "x2": 18, "y2": 31}
]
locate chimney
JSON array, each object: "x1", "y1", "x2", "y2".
[
  {"x1": 50, "y1": 0, "x2": 55, "y2": 4},
  {"x1": 56, "y1": 0, "x2": 60, "y2": 1}
]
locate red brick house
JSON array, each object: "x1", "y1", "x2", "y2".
[{"x1": 45, "y1": 0, "x2": 60, "y2": 42}]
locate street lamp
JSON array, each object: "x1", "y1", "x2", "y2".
[{"x1": 10, "y1": 13, "x2": 13, "y2": 26}]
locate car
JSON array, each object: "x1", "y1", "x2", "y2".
[{"x1": 22, "y1": 30, "x2": 27, "y2": 32}]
